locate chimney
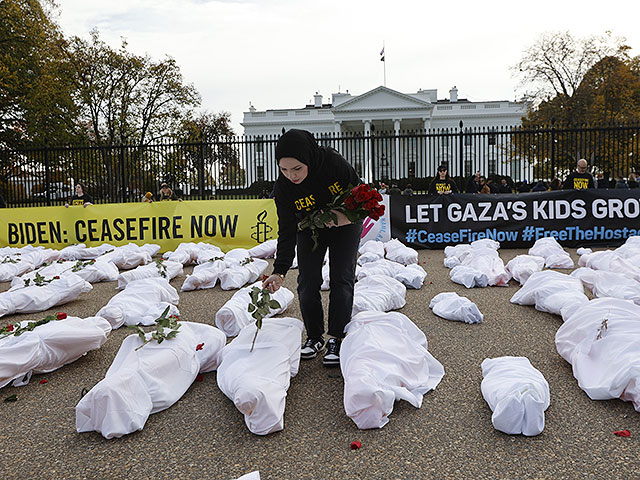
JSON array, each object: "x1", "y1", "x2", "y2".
[
  {"x1": 314, "y1": 92, "x2": 323, "y2": 108},
  {"x1": 449, "y1": 86, "x2": 458, "y2": 103}
]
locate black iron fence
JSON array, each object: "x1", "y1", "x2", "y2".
[{"x1": 2, "y1": 123, "x2": 639, "y2": 207}]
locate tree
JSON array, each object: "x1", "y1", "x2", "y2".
[
  {"x1": 0, "y1": 0, "x2": 79, "y2": 149},
  {"x1": 513, "y1": 31, "x2": 630, "y2": 111},
  {"x1": 511, "y1": 53, "x2": 640, "y2": 180}
]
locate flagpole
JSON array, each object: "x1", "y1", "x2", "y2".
[{"x1": 383, "y1": 41, "x2": 386, "y2": 87}]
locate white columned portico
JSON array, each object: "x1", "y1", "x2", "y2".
[
  {"x1": 393, "y1": 119, "x2": 401, "y2": 178},
  {"x1": 363, "y1": 120, "x2": 372, "y2": 182}
]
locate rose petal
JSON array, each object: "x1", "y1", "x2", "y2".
[
  {"x1": 614, "y1": 429, "x2": 631, "y2": 437},
  {"x1": 196, "y1": 343, "x2": 205, "y2": 351},
  {"x1": 196, "y1": 374, "x2": 204, "y2": 382},
  {"x1": 350, "y1": 441, "x2": 362, "y2": 450},
  {"x1": 39, "y1": 379, "x2": 48, "y2": 384}
]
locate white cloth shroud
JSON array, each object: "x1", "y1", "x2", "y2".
[
  {"x1": 506, "y1": 255, "x2": 545, "y2": 286},
  {"x1": 0, "y1": 273, "x2": 92, "y2": 318},
  {"x1": 58, "y1": 243, "x2": 116, "y2": 260},
  {"x1": 215, "y1": 281, "x2": 295, "y2": 337},
  {"x1": 341, "y1": 311, "x2": 444, "y2": 429},
  {"x1": 357, "y1": 259, "x2": 426, "y2": 289},
  {"x1": 429, "y1": 292, "x2": 483, "y2": 324},
  {"x1": 461, "y1": 247, "x2": 511, "y2": 286},
  {"x1": 555, "y1": 298, "x2": 640, "y2": 412},
  {"x1": 0, "y1": 257, "x2": 35, "y2": 282},
  {"x1": 248, "y1": 239, "x2": 278, "y2": 259},
  {"x1": 0, "y1": 315, "x2": 111, "y2": 389},
  {"x1": 181, "y1": 259, "x2": 226, "y2": 291},
  {"x1": 75, "y1": 321, "x2": 227, "y2": 438},
  {"x1": 480, "y1": 356, "x2": 550, "y2": 436},
  {"x1": 510, "y1": 270, "x2": 588, "y2": 318},
  {"x1": 578, "y1": 249, "x2": 640, "y2": 283},
  {"x1": 218, "y1": 258, "x2": 269, "y2": 290},
  {"x1": 449, "y1": 265, "x2": 488, "y2": 288},
  {"x1": 352, "y1": 275, "x2": 406, "y2": 315},
  {"x1": 1, "y1": 245, "x2": 60, "y2": 269},
  {"x1": 358, "y1": 240, "x2": 385, "y2": 264},
  {"x1": 163, "y1": 242, "x2": 223, "y2": 265},
  {"x1": 528, "y1": 237, "x2": 574, "y2": 269},
  {"x1": 444, "y1": 244, "x2": 472, "y2": 264},
  {"x1": 117, "y1": 260, "x2": 183, "y2": 289},
  {"x1": 384, "y1": 238, "x2": 418, "y2": 265},
  {"x1": 99, "y1": 243, "x2": 159, "y2": 270},
  {"x1": 570, "y1": 267, "x2": 640, "y2": 305},
  {"x1": 216, "y1": 317, "x2": 303, "y2": 435},
  {"x1": 96, "y1": 277, "x2": 180, "y2": 328},
  {"x1": 11, "y1": 259, "x2": 119, "y2": 286}
]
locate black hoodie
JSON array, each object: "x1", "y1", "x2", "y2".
[{"x1": 272, "y1": 129, "x2": 360, "y2": 275}]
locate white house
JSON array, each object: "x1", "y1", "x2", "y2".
[{"x1": 241, "y1": 86, "x2": 528, "y2": 183}]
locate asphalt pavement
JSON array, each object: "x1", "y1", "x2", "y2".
[{"x1": 0, "y1": 248, "x2": 637, "y2": 480}]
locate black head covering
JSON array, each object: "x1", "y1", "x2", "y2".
[{"x1": 275, "y1": 129, "x2": 322, "y2": 172}]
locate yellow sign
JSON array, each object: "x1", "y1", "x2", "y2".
[{"x1": 0, "y1": 200, "x2": 278, "y2": 253}]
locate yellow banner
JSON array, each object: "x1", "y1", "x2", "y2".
[{"x1": 0, "y1": 200, "x2": 278, "y2": 253}]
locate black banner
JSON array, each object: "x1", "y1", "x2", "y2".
[{"x1": 391, "y1": 190, "x2": 640, "y2": 249}]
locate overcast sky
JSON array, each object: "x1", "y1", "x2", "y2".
[{"x1": 53, "y1": 0, "x2": 640, "y2": 134}]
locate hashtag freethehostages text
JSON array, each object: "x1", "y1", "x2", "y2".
[{"x1": 405, "y1": 226, "x2": 640, "y2": 246}]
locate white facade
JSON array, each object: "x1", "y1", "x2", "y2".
[{"x1": 240, "y1": 86, "x2": 528, "y2": 183}]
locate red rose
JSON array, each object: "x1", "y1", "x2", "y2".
[
  {"x1": 372, "y1": 191, "x2": 382, "y2": 202},
  {"x1": 196, "y1": 343, "x2": 205, "y2": 351},
  {"x1": 364, "y1": 199, "x2": 379, "y2": 211},
  {"x1": 344, "y1": 195, "x2": 358, "y2": 211},
  {"x1": 169, "y1": 314, "x2": 180, "y2": 321},
  {"x1": 353, "y1": 185, "x2": 370, "y2": 203},
  {"x1": 350, "y1": 441, "x2": 362, "y2": 450},
  {"x1": 6, "y1": 324, "x2": 14, "y2": 332},
  {"x1": 56, "y1": 312, "x2": 67, "y2": 320},
  {"x1": 39, "y1": 379, "x2": 48, "y2": 384},
  {"x1": 614, "y1": 429, "x2": 631, "y2": 437},
  {"x1": 53, "y1": 276, "x2": 60, "y2": 280}
]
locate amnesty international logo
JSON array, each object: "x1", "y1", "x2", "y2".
[{"x1": 251, "y1": 210, "x2": 273, "y2": 244}]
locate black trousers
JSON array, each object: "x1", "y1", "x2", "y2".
[{"x1": 296, "y1": 220, "x2": 363, "y2": 340}]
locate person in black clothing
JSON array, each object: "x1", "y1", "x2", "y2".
[
  {"x1": 428, "y1": 165, "x2": 458, "y2": 195},
  {"x1": 563, "y1": 159, "x2": 595, "y2": 190},
  {"x1": 262, "y1": 129, "x2": 362, "y2": 367},
  {"x1": 466, "y1": 171, "x2": 480, "y2": 193},
  {"x1": 549, "y1": 178, "x2": 561, "y2": 190},
  {"x1": 156, "y1": 183, "x2": 181, "y2": 201},
  {"x1": 65, "y1": 184, "x2": 93, "y2": 208},
  {"x1": 401, "y1": 184, "x2": 414, "y2": 196},
  {"x1": 498, "y1": 178, "x2": 512, "y2": 193},
  {"x1": 388, "y1": 184, "x2": 401, "y2": 195},
  {"x1": 0, "y1": 193, "x2": 6, "y2": 208},
  {"x1": 531, "y1": 180, "x2": 547, "y2": 192},
  {"x1": 516, "y1": 179, "x2": 531, "y2": 193}
]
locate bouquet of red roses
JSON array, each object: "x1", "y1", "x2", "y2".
[{"x1": 297, "y1": 184, "x2": 385, "y2": 250}]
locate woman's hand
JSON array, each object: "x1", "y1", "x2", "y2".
[
  {"x1": 325, "y1": 209, "x2": 351, "y2": 228},
  {"x1": 83, "y1": 202, "x2": 93, "y2": 208},
  {"x1": 262, "y1": 274, "x2": 284, "y2": 293}
]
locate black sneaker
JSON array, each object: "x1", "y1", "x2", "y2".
[
  {"x1": 300, "y1": 337, "x2": 325, "y2": 360},
  {"x1": 322, "y1": 338, "x2": 341, "y2": 367}
]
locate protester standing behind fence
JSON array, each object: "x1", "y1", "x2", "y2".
[
  {"x1": 262, "y1": 129, "x2": 362, "y2": 368},
  {"x1": 65, "y1": 184, "x2": 93, "y2": 208},
  {"x1": 156, "y1": 183, "x2": 181, "y2": 201},
  {"x1": 428, "y1": 165, "x2": 458, "y2": 195},
  {"x1": 563, "y1": 159, "x2": 595, "y2": 190}
]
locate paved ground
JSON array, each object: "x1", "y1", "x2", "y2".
[{"x1": 0, "y1": 248, "x2": 638, "y2": 480}]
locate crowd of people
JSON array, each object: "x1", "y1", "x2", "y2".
[{"x1": 377, "y1": 158, "x2": 640, "y2": 195}]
